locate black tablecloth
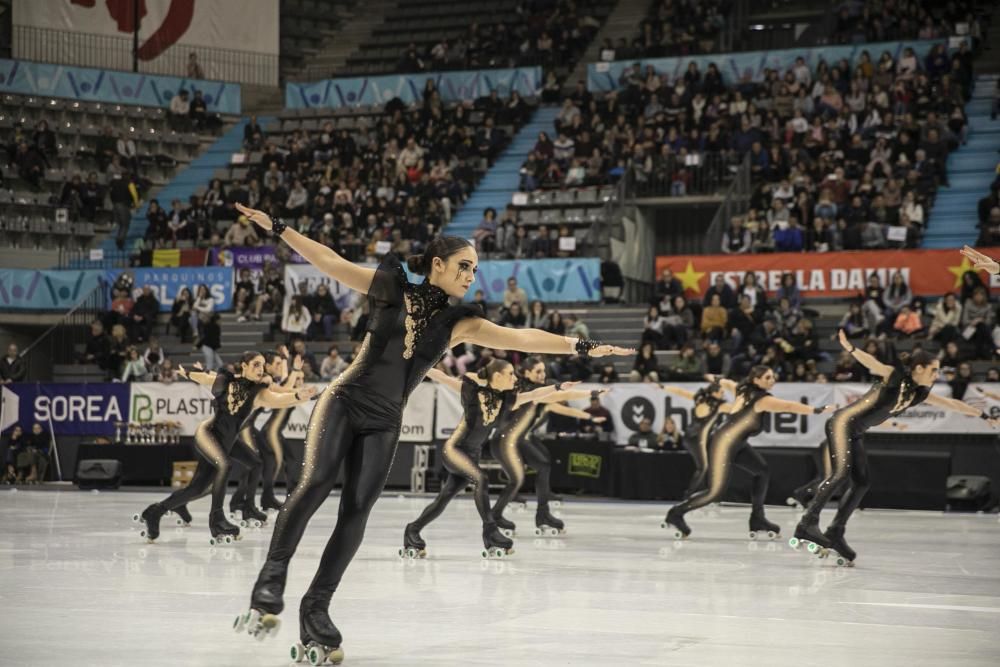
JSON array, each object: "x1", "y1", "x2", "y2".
[
  {"x1": 612, "y1": 449, "x2": 694, "y2": 500},
  {"x1": 75, "y1": 444, "x2": 196, "y2": 485},
  {"x1": 540, "y1": 435, "x2": 615, "y2": 495}
]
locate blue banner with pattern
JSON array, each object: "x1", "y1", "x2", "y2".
[
  {"x1": 104, "y1": 266, "x2": 234, "y2": 312},
  {"x1": 286, "y1": 67, "x2": 542, "y2": 109},
  {"x1": 468, "y1": 258, "x2": 602, "y2": 304},
  {"x1": 587, "y1": 39, "x2": 945, "y2": 92},
  {"x1": 0, "y1": 59, "x2": 241, "y2": 113},
  {"x1": 0, "y1": 269, "x2": 104, "y2": 310}
]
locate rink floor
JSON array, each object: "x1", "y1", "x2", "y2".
[{"x1": 2, "y1": 487, "x2": 999, "y2": 666}]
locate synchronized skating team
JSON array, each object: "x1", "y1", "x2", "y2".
[{"x1": 131, "y1": 210, "x2": 1000, "y2": 666}]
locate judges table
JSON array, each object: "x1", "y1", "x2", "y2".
[
  {"x1": 75, "y1": 444, "x2": 196, "y2": 485},
  {"x1": 612, "y1": 449, "x2": 694, "y2": 500},
  {"x1": 539, "y1": 435, "x2": 615, "y2": 496}
]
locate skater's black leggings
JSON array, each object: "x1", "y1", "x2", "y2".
[
  {"x1": 794, "y1": 440, "x2": 832, "y2": 503},
  {"x1": 803, "y1": 416, "x2": 870, "y2": 529},
  {"x1": 489, "y1": 426, "x2": 526, "y2": 518},
  {"x1": 265, "y1": 392, "x2": 398, "y2": 602},
  {"x1": 671, "y1": 440, "x2": 769, "y2": 516},
  {"x1": 520, "y1": 434, "x2": 553, "y2": 503},
  {"x1": 159, "y1": 422, "x2": 258, "y2": 514},
  {"x1": 233, "y1": 426, "x2": 264, "y2": 508},
  {"x1": 681, "y1": 431, "x2": 709, "y2": 499},
  {"x1": 411, "y1": 420, "x2": 492, "y2": 530},
  {"x1": 262, "y1": 411, "x2": 290, "y2": 493}
]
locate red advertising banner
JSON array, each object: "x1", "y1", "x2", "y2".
[{"x1": 655, "y1": 248, "x2": 1000, "y2": 299}]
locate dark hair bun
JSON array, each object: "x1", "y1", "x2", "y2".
[
  {"x1": 477, "y1": 367, "x2": 490, "y2": 379},
  {"x1": 406, "y1": 253, "x2": 428, "y2": 275}
]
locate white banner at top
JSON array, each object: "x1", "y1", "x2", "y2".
[{"x1": 14, "y1": 0, "x2": 279, "y2": 55}]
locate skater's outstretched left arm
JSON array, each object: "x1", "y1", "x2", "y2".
[
  {"x1": 924, "y1": 393, "x2": 1000, "y2": 426},
  {"x1": 450, "y1": 318, "x2": 633, "y2": 358},
  {"x1": 538, "y1": 388, "x2": 606, "y2": 404},
  {"x1": 838, "y1": 329, "x2": 893, "y2": 378},
  {"x1": 254, "y1": 385, "x2": 319, "y2": 410},
  {"x1": 756, "y1": 397, "x2": 836, "y2": 416},
  {"x1": 514, "y1": 381, "x2": 580, "y2": 409},
  {"x1": 975, "y1": 386, "x2": 1000, "y2": 402},
  {"x1": 960, "y1": 246, "x2": 1000, "y2": 275}
]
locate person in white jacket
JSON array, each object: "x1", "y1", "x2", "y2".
[{"x1": 282, "y1": 296, "x2": 311, "y2": 342}]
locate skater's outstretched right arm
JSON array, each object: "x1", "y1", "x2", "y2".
[
  {"x1": 660, "y1": 385, "x2": 695, "y2": 400},
  {"x1": 757, "y1": 397, "x2": 836, "y2": 416},
  {"x1": 976, "y1": 386, "x2": 1000, "y2": 402},
  {"x1": 178, "y1": 365, "x2": 215, "y2": 387},
  {"x1": 838, "y1": 329, "x2": 893, "y2": 378},
  {"x1": 425, "y1": 368, "x2": 464, "y2": 393},
  {"x1": 545, "y1": 403, "x2": 607, "y2": 423},
  {"x1": 705, "y1": 375, "x2": 739, "y2": 396},
  {"x1": 235, "y1": 203, "x2": 376, "y2": 294},
  {"x1": 255, "y1": 385, "x2": 319, "y2": 410}
]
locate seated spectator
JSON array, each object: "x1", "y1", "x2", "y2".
[
  {"x1": 252, "y1": 263, "x2": 285, "y2": 322},
  {"x1": 661, "y1": 295, "x2": 694, "y2": 348},
  {"x1": 2, "y1": 425, "x2": 26, "y2": 483},
  {"x1": 320, "y1": 345, "x2": 349, "y2": 381},
  {"x1": 143, "y1": 336, "x2": 166, "y2": 369},
  {"x1": 654, "y1": 268, "x2": 683, "y2": 306},
  {"x1": 658, "y1": 417, "x2": 682, "y2": 450},
  {"x1": 703, "y1": 274, "x2": 737, "y2": 309},
  {"x1": 224, "y1": 216, "x2": 260, "y2": 247},
  {"x1": 627, "y1": 419, "x2": 659, "y2": 450},
  {"x1": 839, "y1": 302, "x2": 869, "y2": 339},
  {"x1": 502, "y1": 277, "x2": 528, "y2": 313},
  {"x1": 500, "y1": 302, "x2": 527, "y2": 328},
  {"x1": 929, "y1": 293, "x2": 962, "y2": 343},
  {"x1": 233, "y1": 269, "x2": 256, "y2": 322},
  {"x1": 776, "y1": 273, "x2": 802, "y2": 310},
  {"x1": 670, "y1": 344, "x2": 703, "y2": 381},
  {"x1": 200, "y1": 312, "x2": 224, "y2": 370},
  {"x1": 939, "y1": 340, "x2": 966, "y2": 375},
  {"x1": 583, "y1": 393, "x2": 614, "y2": 434},
  {"x1": 192, "y1": 284, "x2": 215, "y2": 342},
  {"x1": 961, "y1": 287, "x2": 996, "y2": 358},
  {"x1": 597, "y1": 363, "x2": 619, "y2": 384},
  {"x1": 893, "y1": 305, "x2": 924, "y2": 338},
  {"x1": 530, "y1": 225, "x2": 556, "y2": 257},
  {"x1": 883, "y1": 271, "x2": 913, "y2": 317},
  {"x1": 0, "y1": 343, "x2": 26, "y2": 384},
  {"x1": 108, "y1": 324, "x2": 129, "y2": 376},
  {"x1": 14, "y1": 141, "x2": 44, "y2": 190},
  {"x1": 703, "y1": 340, "x2": 731, "y2": 377},
  {"x1": 305, "y1": 284, "x2": 341, "y2": 340},
  {"x1": 168, "y1": 90, "x2": 191, "y2": 129},
  {"x1": 526, "y1": 300, "x2": 549, "y2": 329},
  {"x1": 18, "y1": 423, "x2": 50, "y2": 483},
  {"x1": 32, "y1": 119, "x2": 56, "y2": 160},
  {"x1": 282, "y1": 296, "x2": 311, "y2": 342},
  {"x1": 120, "y1": 346, "x2": 149, "y2": 382},
  {"x1": 81, "y1": 320, "x2": 113, "y2": 375},
  {"x1": 642, "y1": 305, "x2": 669, "y2": 349},
  {"x1": 701, "y1": 293, "x2": 728, "y2": 341},
  {"x1": 291, "y1": 338, "x2": 318, "y2": 376},
  {"x1": 628, "y1": 343, "x2": 660, "y2": 382},
  {"x1": 722, "y1": 216, "x2": 752, "y2": 254},
  {"x1": 130, "y1": 285, "x2": 159, "y2": 343},
  {"x1": 545, "y1": 311, "x2": 566, "y2": 335},
  {"x1": 565, "y1": 313, "x2": 590, "y2": 339}
]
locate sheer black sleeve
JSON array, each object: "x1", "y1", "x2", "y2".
[
  {"x1": 367, "y1": 252, "x2": 407, "y2": 308},
  {"x1": 210, "y1": 368, "x2": 234, "y2": 399}
]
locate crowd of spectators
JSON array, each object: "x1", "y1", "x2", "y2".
[
  {"x1": 609, "y1": 0, "x2": 733, "y2": 61},
  {"x1": 392, "y1": 0, "x2": 603, "y2": 74},
  {"x1": 975, "y1": 165, "x2": 1000, "y2": 245},
  {"x1": 143, "y1": 86, "x2": 530, "y2": 259},
  {"x1": 2, "y1": 422, "x2": 51, "y2": 484},
  {"x1": 831, "y1": 0, "x2": 983, "y2": 47},
  {"x1": 521, "y1": 40, "x2": 974, "y2": 254}
]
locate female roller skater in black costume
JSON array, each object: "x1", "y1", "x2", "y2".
[
  {"x1": 231, "y1": 202, "x2": 631, "y2": 665},
  {"x1": 791, "y1": 330, "x2": 998, "y2": 565},
  {"x1": 134, "y1": 352, "x2": 317, "y2": 545},
  {"x1": 663, "y1": 366, "x2": 836, "y2": 541},
  {"x1": 489, "y1": 356, "x2": 605, "y2": 536},
  {"x1": 659, "y1": 380, "x2": 734, "y2": 501},
  {"x1": 402, "y1": 363, "x2": 578, "y2": 558},
  {"x1": 230, "y1": 350, "x2": 303, "y2": 522}
]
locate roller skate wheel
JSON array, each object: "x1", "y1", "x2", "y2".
[
  {"x1": 673, "y1": 530, "x2": 684, "y2": 540},
  {"x1": 239, "y1": 519, "x2": 248, "y2": 528},
  {"x1": 233, "y1": 612, "x2": 247, "y2": 632},
  {"x1": 788, "y1": 537, "x2": 800, "y2": 549},
  {"x1": 534, "y1": 527, "x2": 543, "y2": 536},
  {"x1": 224, "y1": 534, "x2": 234, "y2": 544},
  {"x1": 767, "y1": 530, "x2": 777, "y2": 540},
  {"x1": 406, "y1": 547, "x2": 418, "y2": 559},
  {"x1": 131, "y1": 513, "x2": 141, "y2": 523},
  {"x1": 139, "y1": 529, "x2": 147, "y2": 539},
  {"x1": 806, "y1": 541, "x2": 819, "y2": 554},
  {"x1": 550, "y1": 500, "x2": 562, "y2": 508},
  {"x1": 209, "y1": 537, "x2": 217, "y2": 546},
  {"x1": 307, "y1": 645, "x2": 323, "y2": 665},
  {"x1": 501, "y1": 528, "x2": 513, "y2": 538},
  {"x1": 397, "y1": 547, "x2": 404, "y2": 558},
  {"x1": 176, "y1": 518, "x2": 185, "y2": 526},
  {"x1": 290, "y1": 643, "x2": 307, "y2": 662},
  {"x1": 749, "y1": 531, "x2": 758, "y2": 540},
  {"x1": 786, "y1": 497, "x2": 796, "y2": 507}
]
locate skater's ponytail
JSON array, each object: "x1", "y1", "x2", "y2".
[
  {"x1": 406, "y1": 236, "x2": 472, "y2": 275},
  {"x1": 906, "y1": 350, "x2": 935, "y2": 371},
  {"x1": 694, "y1": 378, "x2": 723, "y2": 404}
]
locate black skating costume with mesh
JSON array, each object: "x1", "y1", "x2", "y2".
[
  {"x1": 250, "y1": 253, "x2": 483, "y2": 626},
  {"x1": 409, "y1": 377, "x2": 517, "y2": 532}
]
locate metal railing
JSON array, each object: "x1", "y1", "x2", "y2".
[
  {"x1": 21, "y1": 278, "x2": 108, "y2": 381},
  {"x1": 58, "y1": 248, "x2": 135, "y2": 270},
  {"x1": 13, "y1": 25, "x2": 279, "y2": 87},
  {"x1": 702, "y1": 152, "x2": 751, "y2": 254},
  {"x1": 631, "y1": 152, "x2": 736, "y2": 199}
]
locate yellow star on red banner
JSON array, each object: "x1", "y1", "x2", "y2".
[
  {"x1": 676, "y1": 260, "x2": 706, "y2": 294},
  {"x1": 947, "y1": 256, "x2": 974, "y2": 289}
]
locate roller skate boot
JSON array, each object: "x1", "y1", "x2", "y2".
[
  {"x1": 748, "y1": 509, "x2": 780, "y2": 540},
  {"x1": 261, "y1": 491, "x2": 284, "y2": 512},
  {"x1": 234, "y1": 502, "x2": 268, "y2": 528},
  {"x1": 481, "y1": 522, "x2": 514, "y2": 559},
  {"x1": 133, "y1": 502, "x2": 166, "y2": 542},
  {"x1": 534, "y1": 503, "x2": 565, "y2": 536},
  {"x1": 290, "y1": 592, "x2": 344, "y2": 665},
  {"x1": 661, "y1": 507, "x2": 691, "y2": 539},
  {"x1": 173, "y1": 504, "x2": 193, "y2": 526},
  {"x1": 208, "y1": 509, "x2": 241, "y2": 546},
  {"x1": 823, "y1": 525, "x2": 856, "y2": 567},
  {"x1": 493, "y1": 511, "x2": 516, "y2": 537},
  {"x1": 234, "y1": 559, "x2": 288, "y2": 640},
  {"x1": 399, "y1": 523, "x2": 427, "y2": 559},
  {"x1": 790, "y1": 517, "x2": 831, "y2": 556}
]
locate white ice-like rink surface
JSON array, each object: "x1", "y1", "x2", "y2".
[{"x1": 2, "y1": 488, "x2": 1000, "y2": 666}]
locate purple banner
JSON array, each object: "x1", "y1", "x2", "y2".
[{"x1": 0, "y1": 383, "x2": 131, "y2": 436}]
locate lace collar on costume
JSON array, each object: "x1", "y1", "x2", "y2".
[
  {"x1": 478, "y1": 385, "x2": 506, "y2": 425},
  {"x1": 402, "y1": 280, "x2": 450, "y2": 360},
  {"x1": 226, "y1": 377, "x2": 255, "y2": 415},
  {"x1": 890, "y1": 376, "x2": 920, "y2": 415}
]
